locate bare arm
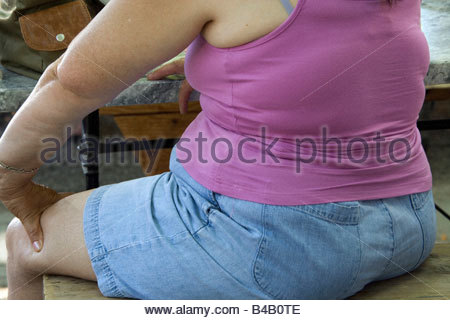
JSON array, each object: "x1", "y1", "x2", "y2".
[
  {"x1": 0, "y1": 0, "x2": 216, "y2": 249},
  {"x1": 0, "y1": 0, "x2": 215, "y2": 181}
]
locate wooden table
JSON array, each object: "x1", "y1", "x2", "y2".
[{"x1": 1, "y1": 0, "x2": 448, "y2": 112}]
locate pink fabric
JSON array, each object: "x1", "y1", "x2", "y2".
[{"x1": 177, "y1": 0, "x2": 432, "y2": 205}]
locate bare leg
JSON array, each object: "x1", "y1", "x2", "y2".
[{"x1": 5, "y1": 189, "x2": 96, "y2": 299}]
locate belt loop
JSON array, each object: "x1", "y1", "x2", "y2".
[{"x1": 209, "y1": 190, "x2": 223, "y2": 210}]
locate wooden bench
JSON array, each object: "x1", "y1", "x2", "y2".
[{"x1": 43, "y1": 243, "x2": 450, "y2": 300}]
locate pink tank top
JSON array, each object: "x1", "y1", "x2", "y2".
[{"x1": 177, "y1": 0, "x2": 432, "y2": 205}]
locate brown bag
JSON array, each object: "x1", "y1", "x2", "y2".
[{"x1": 0, "y1": 0, "x2": 104, "y2": 79}]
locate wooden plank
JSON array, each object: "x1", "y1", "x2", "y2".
[
  {"x1": 43, "y1": 244, "x2": 450, "y2": 300},
  {"x1": 99, "y1": 101, "x2": 202, "y2": 116},
  {"x1": 43, "y1": 275, "x2": 120, "y2": 300},
  {"x1": 425, "y1": 84, "x2": 450, "y2": 101},
  {"x1": 113, "y1": 112, "x2": 197, "y2": 140},
  {"x1": 350, "y1": 243, "x2": 450, "y2": 300},
  {"x1": 107, "y1": 101, "x2": 201, "y2": 175}
]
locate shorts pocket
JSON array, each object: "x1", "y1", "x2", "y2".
[
  {"x1": 409, "y1": 190, "x2": 437, "y2": 269},
  {"x1": 253, "y1": 201, "x2": 362, "y2": 299}
]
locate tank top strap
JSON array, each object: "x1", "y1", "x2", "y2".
[{"x1": 279, "y1": 0, "x2": 294, "y2": 14}]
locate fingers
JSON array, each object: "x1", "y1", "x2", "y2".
[
  {"x1": 146, "y1": 58, "x2": 191, "y2": 114},
  {"x1": 22, "y1": 191, "x2": 70, "y2": 252},
  {"x1": 21, "y1": 215, "x2": 44, "y2": 252},
  {"x1": 4, "y1": 183, "x2": 71, "y2": 253},
  {"x1": 147, "y1": 59, "x2": 185, "y2": 80},
  {"x1": 178, "y1": 80, "x2": 194, "y2": 114}
]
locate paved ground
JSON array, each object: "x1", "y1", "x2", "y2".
[{"x1": 0, "y1": 104, "x2": 449, "y2": 298}]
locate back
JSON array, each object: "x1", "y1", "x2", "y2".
[{"x1": 178, "y1": 0, "x2": 432, "y2": 205}]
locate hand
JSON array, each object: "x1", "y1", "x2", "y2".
[
  {"x1": 147, "y1": 58, "x2": 194, "y2": 114},
  {"x1": 0, "y1": 177, "x2": 73, "y2": 252}
]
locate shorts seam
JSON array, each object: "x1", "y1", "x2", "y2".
[
  {"x1": 343, "y1": 222, "x2": 363, "y2": 297},
  {"x1": 252, "y1": 204, "x2": 278, "y2": 299},
  {"x1": 106, "y1": 230, "x2": 191, "y2": 254},
  {"x1": 91, "y1": 253, "x2": 126, "y2": 298},
  {"x1": 207, "y1": 188, "x2": 224, "y2": 211},
  {"x1": 83, "y1": 185, "x2": 127, "y2": 298},
  {"x1": 287, "y1": 204, "x2": 360, "y2": 225},
  {"x1": 192, "y1": 203, "x2": 215, "y2": 237},
  {"x1": 188, "y1": 214, "x2": 263, "y2": 297},
  {"x1": 378, "y1": 199, "x2": 396, "y2": 276},
  {"x1": 409, "y1": 190, "x2": 431, "y2": 211},
  {"x1": 410, "y1": 203, "x2": 426, "y2": 271}
]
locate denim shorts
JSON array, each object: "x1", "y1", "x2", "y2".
[{"x1": 83, "y1": 147, "x2": 437, "y2": 299}]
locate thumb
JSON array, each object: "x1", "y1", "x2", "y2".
[
  {"x1": 22, "y1": 216, "x2": 44, "y2": 252},
  {"x1": 147, "y1": 64, "x2": 179, "y2": 80},
  {"x1": 147, "y1": 59, "x2": 184, "y2": 80}
]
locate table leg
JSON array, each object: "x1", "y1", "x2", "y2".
[{"x1": 80, "y1": 110, "x2": 100, "y2": 190}]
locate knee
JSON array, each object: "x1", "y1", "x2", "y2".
[
  {"x1": 5, "y1": 218, "x2": 22, "y2": 255},
  {"x1": 5, "y1": 218, "x2": 42, "y2": 273}
]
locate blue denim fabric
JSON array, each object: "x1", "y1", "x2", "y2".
[{"x1": 83, "y1": 147, "x2": 436, "y2": 299}]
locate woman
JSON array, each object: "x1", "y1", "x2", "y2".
[{"x1": 1, "y1": 0, "x2": 436, "y2": 299}]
